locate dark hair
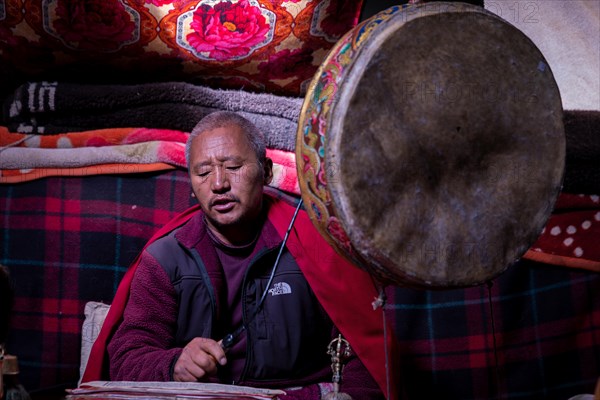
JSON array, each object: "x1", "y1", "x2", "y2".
[
  {"x1": 0, "y1": 264, "x2": 14, "y2": 344},
  {"x1": 185, "y1": 111, "x2": 267, "y2": 170}
]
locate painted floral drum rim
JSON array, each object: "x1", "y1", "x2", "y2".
[{"x1": 295, "y1": 2, "x2": 565, "y2": 288}]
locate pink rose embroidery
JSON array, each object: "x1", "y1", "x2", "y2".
[
  {"x1": 186, "y1": 0, "x2": 270, "y2": 61},
  {"x1": 52, "y1": 0, "x2": 136, "y2": 52}
]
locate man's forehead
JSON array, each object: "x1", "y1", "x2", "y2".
[
  {"x1": 200, "y1": 132, "x2": 237, "y2": 151},
  {"x1": 192, "y1": 127, "x2": 255, "y2": 159}
]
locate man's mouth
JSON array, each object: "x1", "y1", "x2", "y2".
[{"x1": 211, "y1": 197, "x2": 237, "y2": 212}]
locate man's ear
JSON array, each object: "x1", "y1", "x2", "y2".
[{"x1": 263, "y1": 158, "x2": 274, "y2": 185}]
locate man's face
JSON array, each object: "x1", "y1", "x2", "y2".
[{"x1": 188, "y1": 124, "x2": 272, "y2": 243}]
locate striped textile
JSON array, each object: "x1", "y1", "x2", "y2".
[
  {"x1": 1, "y1": 169, "x2": 599, "y2": 399},
  {"x1": 387, "y1": 259, "x2": 600, "y2": 399},
  {"x1": 1, "y1": 170, "x2": 196, "y2": 396}
]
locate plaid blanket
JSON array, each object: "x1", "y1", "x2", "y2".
[
  {"x1": 1, "y1": 170, "x2": 599, "y2": 399},
  {"x1": 388, "y1": 260, "x2": 600, "y2": 399},
  {"x1": 1, "y1": 171, "x2": 197, "y2": 395}
]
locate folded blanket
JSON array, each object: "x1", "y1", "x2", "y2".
[
  {"x1": 0, "y1": 126, "x2": 300, "y2": 194},
  {"x1": 0, "y1": 141, "x2": 187, "y2": 169},
  {"x1": 2, "y1": 81, "x2": 302, "y2": 151},
  {"x1": 4, "y1": 82, "x2": 600, "y2": 194},
  {"x1": 0, "y1": 163, "x2": 178, "y2": 182}
]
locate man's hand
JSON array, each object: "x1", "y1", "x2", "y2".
[{"x1": 173, "y1": 337, "x2": 227, "y2": 381}]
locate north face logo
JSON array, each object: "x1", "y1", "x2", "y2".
[{"x1": 268, "y1": 282, "x2": 292, "y2": 296}]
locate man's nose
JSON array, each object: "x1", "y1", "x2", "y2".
[{"x1": 211, "y1": 167, "x2": 230, "y2": 191}]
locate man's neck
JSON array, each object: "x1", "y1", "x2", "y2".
[{"x1": 204, "y1": 203, "x2": 267, "y2": 247}]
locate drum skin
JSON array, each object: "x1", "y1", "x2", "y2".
[{"x1": 296, "y1": 2, "x2": 565, "y2": 288}]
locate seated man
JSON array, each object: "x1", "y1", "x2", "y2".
[{"x1": 86, "y1": 111, "x2": 397, "y2": 399}]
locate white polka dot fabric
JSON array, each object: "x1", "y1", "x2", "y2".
[{"x1": 526, "y1": 193, "x2": 600, "y2": 271}]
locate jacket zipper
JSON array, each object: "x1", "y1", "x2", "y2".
[{"x1": 238, "y1": 245, "x2": 282, "y2": 383}]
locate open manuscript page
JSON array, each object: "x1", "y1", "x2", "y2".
[{"x1": 66, "y1": 381, "x2": 285, "y2": 399}]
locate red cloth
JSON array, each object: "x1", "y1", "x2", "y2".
[
  {"x1": 524, "y1": 192, "x2": 600, "y2": 273},
  {"x1": 82, "y1": 196, "x2": 399, "y2": 400}
]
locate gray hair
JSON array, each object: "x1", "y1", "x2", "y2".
[{"x1": 186, "y1": 111, "x2": 267, "y2": 170}]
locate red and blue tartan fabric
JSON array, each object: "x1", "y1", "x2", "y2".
[{"x1": 1, "y1": 169, "x2": 599, "y2": 399}]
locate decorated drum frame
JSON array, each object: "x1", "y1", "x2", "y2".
[{"x1": 295, "y1": 2, "x2": 565, "y2": 288}]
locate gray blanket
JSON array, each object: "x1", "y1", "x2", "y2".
[{"x1": 2, "y1": 81, "x2": 304, "y2": 152}]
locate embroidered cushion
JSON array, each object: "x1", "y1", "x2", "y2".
[{"x1": 0, "y1": 0, "x2": 364, "y2": 97}]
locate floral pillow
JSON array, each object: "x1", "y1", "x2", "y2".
[{"x1": 0, "y1": 0, "x2": 364, "y2": 97}]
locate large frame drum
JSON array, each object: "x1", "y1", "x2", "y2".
[{"x1": 296, "y1": 2, "x2": 565, "y2": 288}]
